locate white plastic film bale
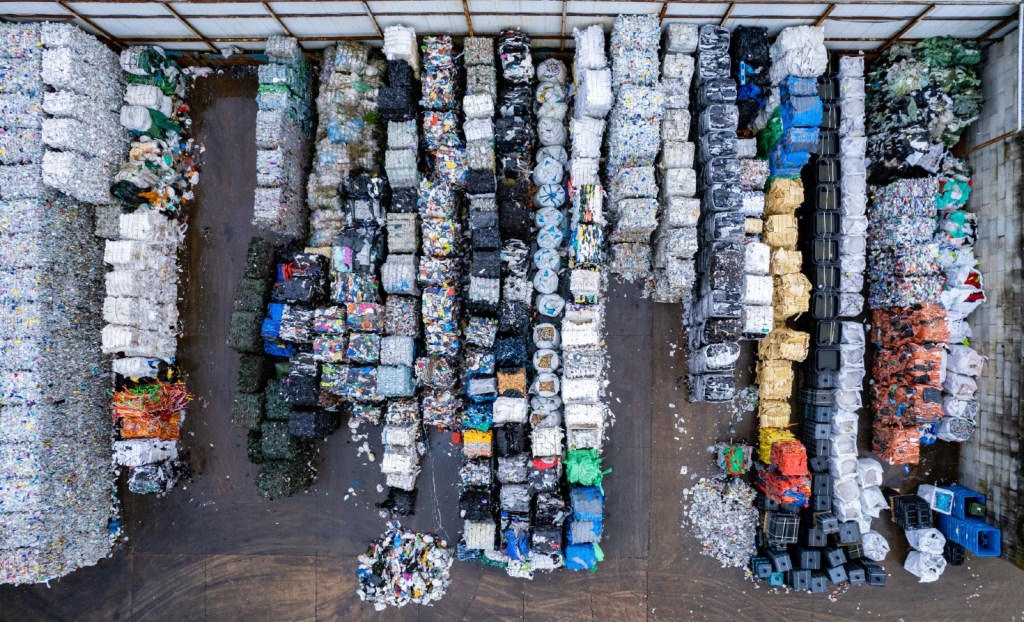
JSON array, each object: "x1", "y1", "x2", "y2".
[
  {"x1": 833, "y1": 497, "x2": 862, "y2": 523},
  {"x1": 562, "y1": 377, "x2": 601, "y2": 404},
  {"x1": 904, "y1": 551, "x2": 946, "y2": 583},
  {"x1": 531, "y1": 426, "x2": 564, "y2": 457},
  {"x1": 906, "y1": 528, "x2": 946, "y2": 555},
  {"x1": 942, "y1": 372, "x2": 978, "y2": 399},
  {"x1": 573, "y1": 25, "x2": 607, "y2": 70},
  {"x1": 862, "y1": 530, "x2": 889, "y2": 561},
  {"x1": 947, "y1": 344, "x2": 985, "y2": 377},
  {"x1": 833, "y1": 475, "x2": 861, "y2": 502},
  {"x1": 463, "y1": 93, "x2": 494, "y2": 119},
  {"x1": 124, "y1": 84, "x2": 171, "y2": 116},
  {"x1": 660, "y1": 142, "x2": 695, "y2": 169},
  {"x1": 856, "y1": 457, "x2": 884, "y2": 488},
  {"x1": 831, "y1": 409, "x2": 858, "y2": 435},
  {"x1": 120, "y1": 105, "x2": 152, "y2": 132},
  {"x1": 463, "y1": 520, "x2": 495, "y2": 550},
  {"x1": 861, "y1": 486, "x2": 888, "y2": 518},
  {"x1": 744, "y1": 241, "x2": 770, "y2": 276},
  {"x1": 665, "y1": 23, "x2": 698, "y2": 54},
  {"x1": 742, "y1": 275, "x2": 772, "y2": 305},
  {"x1": 742, "y1": 305, "x2": 773, "y2": 337},
  {"x1": 838, "y1": 55, "x2": 864, "y2": 78},
  {"x1": 662, "y1": 54, "x2": 695, "y2": 82},
  {"x1": 570, "y1": 117, "x2": 605, "y2": 159},
  {"x1": 575, "y1": 68, "x2": 612, "y2": 118},
  {"x1": 112, "y1": 439, "x2": 178, "y2": 467},
  {"x1": 830, "y1": 434, "x2": 857, "y2": 457},
  {"x1": 493, "y1": 397, "x2": 529, "y2": 424},
  {"x1": 943, "y1": 396, "x2": 978, "y2": 421},
  {"x1": 112, "y1": 357, "x2": 162, "y2": 378},
  {"x1": 828, "y1": 455, "x2": 858, "y2": 480}
]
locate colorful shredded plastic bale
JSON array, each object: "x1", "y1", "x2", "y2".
[{"x1": 357, "y1": 521, "x2": 453, "y2": 610}]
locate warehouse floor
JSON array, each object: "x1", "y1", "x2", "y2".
[{"x1": 2, "y1": 73, "x2": 1022, "y2": 622}]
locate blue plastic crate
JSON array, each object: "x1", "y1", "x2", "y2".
[{"x1": 937, "y1": 513, "x2": 1001, "y2": 557}]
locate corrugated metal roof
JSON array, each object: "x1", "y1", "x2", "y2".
[{"x1": 0, "y1": 0, "x2": 1017, "y2": 52}]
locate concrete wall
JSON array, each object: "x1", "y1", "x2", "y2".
[{"x1": 961, "y1": 26, "x2": 1024, "y2": 568}]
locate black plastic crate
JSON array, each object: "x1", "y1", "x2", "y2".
[
  {"x1": 814, "y1": 265, "x2": 840, "y2": 290},
  {"x1": 816, "y1": 320, "x2": 840, "y2": 346},
  {"x1": 800, "y1": 387, "x2": 834, "y2": 406},
  {"x1": 817, "y1": 184, "x2": 840, "y2": 210},
  {"x1": 892, "y1": 495, "x2": 934, "y2": 530},
  {"x1": 943, "y1": 540, "x2": 966, "y2": 566},
  {"x1": 817, "y1": 77, "x2": 839, "y2": 101},
  {"x1": 794, "y1": 546, "x2": 822, "y2": 570},
  {"x1": 824, "y1": 545, "x2": 847, "y2": 567},
  {"x1": 818, "y1": 131, "x2": 839, "y2": 156},
  {"x1": 751, "y1": 556, "x2": 774, "y2": 579},
  {"x1": 766, "y1": 512, "x2": 801, "y2": 546},
  {"x1": 812, "y1": 237, "x2": 839, "y2": 263},
  {"x1": 812, "y1": 474, "x2": 833, "y2": 498},
  {"x1": 803, "y1": 367, "x2": 839, "y2": 389},
  {"x1": 810, "y1": 572, "x2": 829, "y2": 593},
  {"x1": 811, "y1": 493, "x2": 831, "y2": 512},
  {"x1": 837, "y1": 522, "x2": 861, "y2": 544},
  {"x1": 809, "y1": 455, "x2": 829, "y2": 473},
  {"x1": 806, "y1": 438, "x2": 831, "y2": 458},
  {"x1": 811, "y1": 347, "x2": 841, "y2": 372},
  {"x1": 846, "y1": 563, "x2": 866, "y2": 585},
  {"x1": 813, "y1": 209, "x2": 840, "y2": 236},
  {"x1": 811, "y1": 292, "x2": 839, "y2": 319},
  {"x1": 825, "y1": 564, "x2": 848, "y2": 585},
  {"x1": 806, "y1": 526, "x2": 827, "y2": 547},
  {"x1": 860, "y1": 560, "x2": 886, "y2": 586},
  {"x1": 844, "y1": 541, "x2": 864, "y2": 560},
  {"x1": 817, "y1": 157, "x2": 841, "y2": 183},
  {"x1": 803, "y1": 402, "x2": 834, "y2": 424},
  {"x1": 787, "y1": 568, "x2": 811, "y2": 591},
  {"x1": 766, "y1": 549, "x2": 793, "y2": 572},
  {"x1": 803, "y1": 421, "x2": 831, "y2": 441}
]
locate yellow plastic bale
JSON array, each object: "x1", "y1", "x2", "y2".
[
  {"x1": 756, "y1": 359, "x2": 795, "y2": 401},
  {"x1": 773, "y1": 272, "x2": 812, "y2": 319},
  {"x1": 758, "y1": 328, "x2": 810, "y2": 362},
  {"x1": 770, "y1": 248, "x2": 803, "y2": 276},
  {"x1": 759, "y1": 400, "x2": 792, "y2": 428},
  {"x1": 759, "y1": 427, "x2": 797, "y2": 463},
  {"x1": 765, "y1": 178, "x2": 804, "y2": 215},
  {"x1": 745, "y1": 217, "x2": 763, "y2": 235},
  {"x1": 764, "y1": 214, "x2": 799, "y2": 249}
]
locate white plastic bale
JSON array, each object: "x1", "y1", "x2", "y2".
[
  {"x1": 860, "y1": 485, "x2": 888, "y2": 518},
  {"x1": 463, "y1": 93, "x2": 494, "y2": 119},
  {"x1": 664, "y1": 24, "x2": 698, "y2": 54},
  {"x1": 574, "y1": 68, "x2": 613, "y2": 119},
  {"x1": 856, "y1": 457, "x2": 884, "y2": 488},
  {"x1": 493, "y1": 397, "x2": 529, "y2": 424},
  {"x1": 464, "y1": 118, "x2": 494, "y2": 142},
  {"x1": 568, "y1": 158, "x2": 599, "y2": 186},
  {"x1": 942, "y1": 372, "x2": 978, "y2": 399},
  {"x1": 906, "y1": 527, "x2": 946, "y2": 555},
  {"x1": 744, "y1": 241, "x2": 770, "y2": 276},
  {"x1": 570, "y1": 117, "x2": 605, "y2": 159},
  {"x1": 531, "y1": 426, "x2": 564, "y2": 457},
  {"x1": 830, "y1": 434, "x2": 857, "y2": 457},
  {"x1": 573, "y1": 25, "x2": 608, "y2": 71},
  {"x1": 662, "y1": 195, "x2": 700, "y2": 229},
  {"x1": 947, "y1": 344, "x2": 985, "y2": 377},
  {"x1": 381, "y1": 450, "x2": 419, "y2": 475},
  {"x1": 112, "y1": 439, "x2": 178, "y2": 467},
  {"x1": 386, "y1": 471, "x2": 419, "y2": 491},
  {"x1": 742, "y1": 305, "x2": 773, "y2": 337},
  {"x1": 862, "y1": 530, "x2": 889, "y2": 561},
  {"x1": 662, "y1": 54, "x2": 695, "y2": 82},
  {"x1": 111, "y1": 357, "x2": 162, "y2": 378},
  {"x1": 382, "y1": 25, "x2": 419, "y2": 69},
  {"x1": 562, "y1": 377, "x2": 601, "y2": 405},
  {"x1": 905, "y1": 551, "x2": 947, "y2": 583},
  {"x1": 838, "y1": 55, "x2": 864, "y2": 79},
  {"x1": 829, "y1": 456, "x2": 858, "y2": 480},
  {"x1": 463, "y1": 520, "x2": 496, "y2": 550},
  {"x1": 662, "y1": 168, "x2": 696, "y2": 198},
  {"x1": 662, "y1": 109, "x2": 690, "y2": 141},
  {"x1": 382, "y1": 425, "x2": 419, "y2": 448},
  {"x1": 659, "y1": 142, "x2": 694, "y2": 169},
  {"x1": 742, "y1": 275, "x2": 772, "y2": 306},
  {"x1": 830, "y1": 409, "x2": 858, "y2": 435},
  {"x1": 832, "y1": 498, "x2": 862, "y2": 523}
]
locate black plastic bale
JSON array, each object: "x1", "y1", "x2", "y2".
[
  {"x1": 272, "y1": 277, "x2": 322, "y2": 305},
  {"x1": 227, "y1": 310, "x2": 264, "y2": 353},
  {"x1": 264, "y1": 378, "x2": 292, "y2": 421},
  {"x1": 378, "y1": 486, "x2": 417, "y2": 516},
  {"x1": 532, "y1": 527, "x2": 563, "y2": 553},
  {"x1": 459, "y1": 487, "x2": 493, "y2": 520},
  {"x1": 232, "y1": 391, "x2": 266, "y2": 429},
  {"x1": 391, "y1": 187, "x2": 419, "y2": 213},
  {"x1": 236, "y1": 353, "x2": 268, "y2": 393},
  {"x1": 260, "y1": 421, "x2": 304, "y2": 460},
  {"x1": 281, "y1": 374, "x2": 320, "y2": 407},
  {"x1": 288, "y1": 408, "x2": 339, "y2": 438},
  {"x1": 233, "y1": 277, "x2": 272, "y2": 313},
  {"x1": 472, "y1": 224, "x2": 502, "y2": 251},
  {"x1": 246, "y1": 427, "x2": 265, "y2": 463},
  {"x1": 387, "y1": 59, "x2": 415, "y2": 88},
  {"x1": 244, "y1": 236, "x2": 276, "y2": 279},
  {"x1": 494, "y1": 424, "x2": 529, "y2": 456},
  {"x1": 467, "y1": 169, "x2": 497, "y2": 194},
  {"x1": 471, "y1": 251, "x2": 502, "y2": 278},
  {"x1": 255, "y1": 458, "x2": 315, "y2": 500},
  {"x1": 529, "y1": 461, "x2": 561, "y2": 492},
  {"x1": 378, "y1": 86, "x2": 416, "y2": 121},
  {"x1": 535, "y1": 492, "x2": 568, "y2": 526},
  {"x1": 730, "y1": 25, "x2": 769, "y2": 67},
  {"x1": 494, "y1": 332, "x2": 528, "y2": 366}
]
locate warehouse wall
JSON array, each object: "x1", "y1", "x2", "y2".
[{"x1": 961, "y1": 27, "x2": 1024, "y2": 568}]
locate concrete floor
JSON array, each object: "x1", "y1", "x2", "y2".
[{"x1": 1, "y1": 72, "x2": 1022, "y2": 622}]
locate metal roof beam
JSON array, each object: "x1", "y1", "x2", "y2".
[{"x1": 878, "y1": 3, "x2": 936, "y2": 52}]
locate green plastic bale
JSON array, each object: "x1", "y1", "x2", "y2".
[
  {"x1": 244, "y1": 236, "x2": 276, "y2": 279},
  {"x1": 264, "y1": 378, "x2": 292, "y2": 421},
  {"x1": 757, "y1": 108, "x2": 783, "y2": 158},
  {"x1": 260, "y1": 421, "x2": 302, "y2": 460},
  {"x1": 247, "y1": 428, "x2": 265, "y2": 463},
  {"x1": 232, "y1": 391, "x2": 266, "y2": 429},
  {"x1": 255, "y1": 459, "x2": 316, "y2": 500},
  {"x1": 233, "y1": 277, "x2": 272, "y2": 312},
  {"x1": 227, "y1": 310, "x2": 264, "y2": 353},
  {"x1": 236, "y1": 353, "x2": 268, "y2": 393}
]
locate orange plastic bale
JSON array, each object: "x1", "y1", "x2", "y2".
[
  {"x1": 771, "y1": 439, "x2": 808, "y2": 476},
  {"x1": 872, "y1": 422, "x2": 920, "y2": 465}
]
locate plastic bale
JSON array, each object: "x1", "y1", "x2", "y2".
[{"x1": 256, "y1": 458, "x2": 316, "y2": 500}]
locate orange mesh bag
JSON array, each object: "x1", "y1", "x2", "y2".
[
  {"x1": 872, "y1": 423, "x2": 920, "y2": 465},
  {"x1": 758, "y1": 427, "x2": 796, "y2": 463},
  {"x1": 909, "y1": 305, "x2": 949, "y2": 344},
  {"x1": 900, "y1": 343, "x2": 946, "y2": 386},
  {"x1": 112, "y1": 381, "x2": 192, "y2": 441},
  {"x1": 771, "y1": 439, "x2": 808, "y2": 476}
]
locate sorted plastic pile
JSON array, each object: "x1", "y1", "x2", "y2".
[
  {"x1": 379, "y1": 25, "x2": 424, "y2": 511},
  {"x1": 684, "y1": 477, "x2": 758, "y2": 568},
  {"x1": 227, "y1": 240, "x2": 329, "y2": 498},
  {"x1": 866, "y1": 37, "x2": 982, "y2": 181},
  {"x1": 649, "y1": 23, "x2": 697, "y2": 302},
  {"x1": 103, "y1": 45, "x2": 197, "y2": 494},
  {"x1": 253, "y1": 36, "x2": 312, "y2": 239},
  {"x1": 0, "y1": 22, "x2": 118, "y2": 584},
  {"x1": 688, "y1": 24, "x2": 750, "y2": 402},
  {"x1": 307, "y1": 42, "x2": 384, "y2": 245},
  {"x1": 605, "y1": 15, "x2": 663, "y2": 281},
  {"x1": 357, "y1": 521, "x2": 453, "y2": 610}
]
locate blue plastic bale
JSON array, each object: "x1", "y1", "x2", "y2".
[
  {"x1": 463, "y1": 403, "x2": 493, "y2": 430},
  {"x1": 769, "y1": 146, "x2": 811, "y2": 177},
  {"x1": 564, "y1": 543, "x2": 602, "y2": 571},
  {"x1": 263, "y1": 340, "x2": 295, "y2": 358},
  {"x1": 569, "y1": 485, "x2": 604, "y2": 521},
  {"x1": 781, "y1": 95, "x2": 823, "y2": 128},
  {"x1": 777, "y1": 126, "x2": 820, "y2": 154},
  {"x1": 780, "y1": 76, "x2": 818, "y2": 99}
]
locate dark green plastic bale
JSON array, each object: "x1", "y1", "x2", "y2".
[
  {"x1": 232, "y1": 391, "x2": 265, "y2": 429},
  {"x1": 236, "y1": 353, "x2": 268, "y2": 393},
  {"x1": 233, "y1": 277, "x2": 272, "y2": 312},
  {"x1": 244, "y1": 236, "x2": 276, "y2": 279},
  {"x1": 260, "y1": 421, "x2": 302, "y2": 460},
  {"x1": 247, "y1": 428, "x2": 265, "y2": 463},
  {"x1": 264, "y1": 378, "x2": 292, "y2": 421},
  {"x1": 227, "y1": 310, "x2": 264, "y2": 353},
  {"x1": 757, "y1": 108, "x2": 783, "y2": 158},
  {"x1": 255, "y1": 459, "x2": 316, "y2": 500}
]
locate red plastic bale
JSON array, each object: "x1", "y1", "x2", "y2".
[{"x1": 771, "y1": 439, "x2": 809, "y2": 476}]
